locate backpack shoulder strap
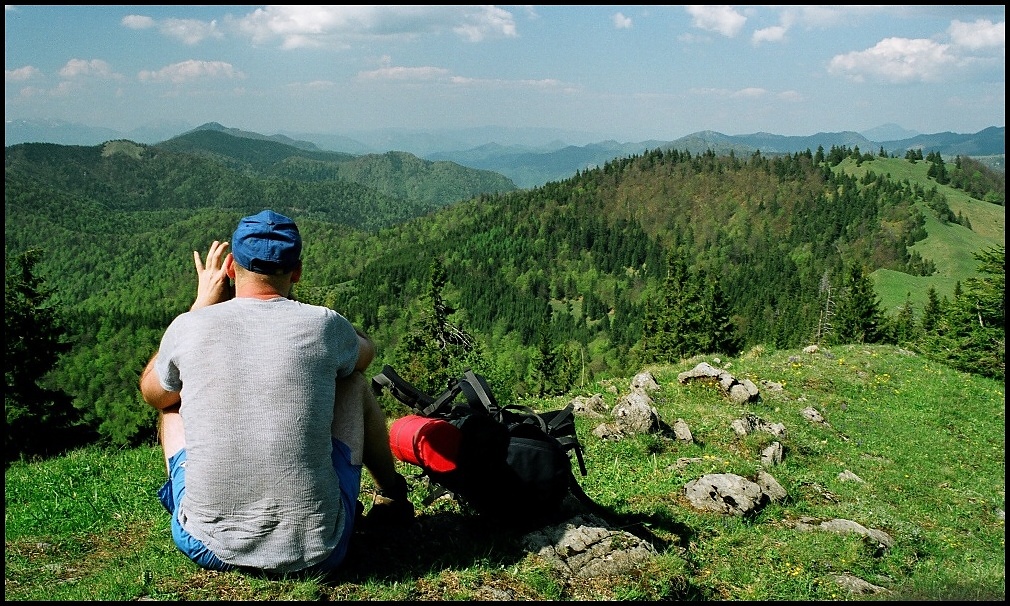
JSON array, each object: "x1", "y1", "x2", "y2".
[
  {"x1": 541, "y1": 403, "x2": 576, "y2": 434},
  {"x1": 544, "y1": 404, "x2": 594, "y2": 498},
  {"x1": 534, "y1": 403, "x2": 588, "y2": 476},
  {"x1": 424, "y1": 380, "x2": 465, "y2": 417},
  {"x1": 371, "y1": 365, "x2": 463, "y2": 417},
  {"x1": 371, "y1": 365, "x2": 432, "y2": 411},
  {"x1": 459, "y1": 369, "x2": 500, "y2": 416}
]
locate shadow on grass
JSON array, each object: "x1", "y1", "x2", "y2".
[
  {"x1": 329, "y1": 510, "x2": 535, "y2": 583},
  {"x1": 325, "y1": 498, "x2": 697, "y2": 586}
]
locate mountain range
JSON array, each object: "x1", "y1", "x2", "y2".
[{"x1": 6, "y1": 119, "x2": 1003, "y2": 189}]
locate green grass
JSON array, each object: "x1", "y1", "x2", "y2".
[
  {"x1": 5, "y1": 344, "x2": 1004, "y2": 600},
  {"x1": 836, "y1": 156, "x2": 1005, "y2": 316}
]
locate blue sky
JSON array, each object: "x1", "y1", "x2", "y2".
[{"x1": 4, "y1": 5, "x2": 1005, "y2": 143}]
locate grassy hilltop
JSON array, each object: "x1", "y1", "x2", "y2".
[{"x1": 5, "y1": 344, "x2": 1004, "y2": 601}]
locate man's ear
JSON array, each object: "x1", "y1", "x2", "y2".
[
  {"x1": 290, "y1": 261, "x2": 303, "y2": 284},
  {"x1": 225, "y1": 253, "x2": 237, "y2": 279}
]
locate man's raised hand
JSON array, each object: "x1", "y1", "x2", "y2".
[{"x1": 191, "y1": 240, "x2": 234, "y2": 310}]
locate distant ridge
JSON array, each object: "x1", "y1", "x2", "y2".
[
  {"x1": 4, "y1": 118, "x2": 187, "y2": 146},
  {"x1": 4, "y1": 119, "x2": 1003, "y2": 188},
  {"x1": 860, "y1": 123, "x2": 920, "y2": 141},
  {"x1": 427, "y1": 127, "x2": 1005, "y2": 188},
  {"x1": 669, "y1": 127, "x2": 1004, "y2": 158},
  {"x1": 185, "y1": 122, "x2": 323, "y2": 152}
]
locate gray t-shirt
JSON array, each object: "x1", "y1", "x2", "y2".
[{"x1": 155, "y1": 296, "x2": 360, "y2": 572}]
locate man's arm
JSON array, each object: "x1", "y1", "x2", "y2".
[
  {"x1": 139, "y1": 353, "x2": 180, "y2": 410},
  {"x1": 140, "y1": 241, "x2": 229, "y2": 408},
  {"x1": 354, "y1": 328, "x2": 376, "y2": 373}
]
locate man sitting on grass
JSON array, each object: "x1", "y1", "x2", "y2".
[{"x1": 140, "y1": 209, "x2": 413, "y2": 575}]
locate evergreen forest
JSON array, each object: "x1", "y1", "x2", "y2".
[{"x1": 4, "y1": 131, "x2": 1005, "y2": 461}]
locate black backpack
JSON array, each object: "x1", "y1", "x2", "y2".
[{"x1": 372, "y1": 365, "x2": 599, "y2": 525}]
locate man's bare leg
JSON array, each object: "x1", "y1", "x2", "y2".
[
  {"x1": 360, "y1": 381, "x2": 403, "y2": 493},
  {"x1": 333, "y1": 372, "x2": 410, "y2": 500},
  {"x1": 158, "y1": 403, "x2": 185, "y2": 473}
]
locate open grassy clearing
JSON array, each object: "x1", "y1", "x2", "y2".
[{"x1": 6, "y1": 344, "x2": 1004, "y2": 601}]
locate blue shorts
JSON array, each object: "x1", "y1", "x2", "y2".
[{"x1": 158, "y1": 438, "x2": 362, "y2": 573}]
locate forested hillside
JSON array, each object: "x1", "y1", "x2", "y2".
[
  {"x1": 158, "y1": 129, "x2": 518, "y2": 211},
  {"x1": 331, "y1": 148, "x2": 1001, "y2": 378},
  {"x1": 5, "y1": 136, "x2": 1004, "y2": 455}
]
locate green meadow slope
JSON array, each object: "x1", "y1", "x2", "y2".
[{"x1": 837, "y1": 156, "x2": 1004, "y2": 314}]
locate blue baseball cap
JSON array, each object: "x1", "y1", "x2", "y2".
[{"x1": 231, "y1": 210, "x2": 302, "y2": 274}]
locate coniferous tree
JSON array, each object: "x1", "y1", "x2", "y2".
[
  {"x1": 634, "y1": 297, "x2": 660, "y2": 364},
  {"x1": 918, "y1": 246, "x2": 1004, "y2": 379},
  {"x1": 926, "y1": 152, "x2": 950, "y2": 185},
  {"x1": 392, "y1": 257, "x2": 480, "y2": 394},
  {"x1": 891, "y1": 293, "x2": 919, "y2": 344},
  {"x1": 830, "y1": 263, "x2": 885, "y2": 344},
  {"x1": 637, "y1": 252, "x2": 730, "y2": 362},
  {"x1": 656, "y1": 252, "x2": 692, "y2": 362},
  {"x1": 920, "y1": 286, "x2": 943, "y2": 334},
  {"x1": 5, "y1": 249, "x2": 90, "y2": 462},
  {"x1": 533, "y1": 303, "x2": 561, "y2": 396},
  {"x1": 697, "y1": 269, "x2": 741, "y2": 355},
  {"x1": 678, "y1": 263, "x2": 708, "y2": 356}
]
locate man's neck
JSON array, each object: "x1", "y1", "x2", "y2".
[
  {"x1": 233, "y1": 266, "x2": 294, "y2": 300},
  {"x1": 236, "y1": 290, "x2": 288, "y2": 300},
  {"x1": 234, "y1": 281, "x2": 289, "y2": 300}
]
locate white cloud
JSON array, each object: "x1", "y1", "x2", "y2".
[
  {"x1": 138, "y1": 60, "x2": 244, "y2": 84},
  {"x1": 358, "y1": 65, "x2": 451, "y2": 81},
  {"x1": 948, "y1": 19, "x2": 1005, "y2": 50},
  {"x1": 733, "y1": 87, "x2": 766, "y2": 98},
  {"x1": 453, "y1": 5, "x2": 516, "y2": 42},
  {"x1": 5, "y1": 65, "x2": 41, "y2": 82},
  {"x1": 752, "y1": 25, "x2": 786, "y2": 44},
  {"x1": 58, "y1": 59, "x2": 121, "y2": 80},
  {"x1": 356, "y1": 61, "x2": 575, "y2": 94},
  {"x1": 50, "y1": 80, "x2": 83, "y2": 97},
  {"x1": 122, "y1": 14, "x2": 221, "y2": 45},
  {"x1": 449, "y1": 76, "x2": 574, "y2": 92},
  {"x1": 685, "y1": 5, "x2": 746, "y2": 38},
  {"x1": 751, "y1": 6, "x2": 888, "y2": 45},
  {"x1": 13, "y1": 85, "x2": 45, "y2": 99},
  {"x1": 677, "y1": 32, "x2": 710, "y2": 44},
  {"x1": 774, "y1": 5, "x2": 881, "y2": 29},
  {"x1": 121, "y1": 14, "x2": 155, "y2": 30},
  {"x1": 828, "y1": 38, "x2": 960, "y2": 84},
  {"x1": 612, "y1": 12, "x2": 632, "y2": 30},
  {"x1": 234, "y1": 5, "x2": 517, "y2": 49},
  {"x1": 159, "y1": 18, "x2": 223, "y2": 45},
  {"x1": 689, "y1": 86, "x2": 803, "y2": 102}
]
